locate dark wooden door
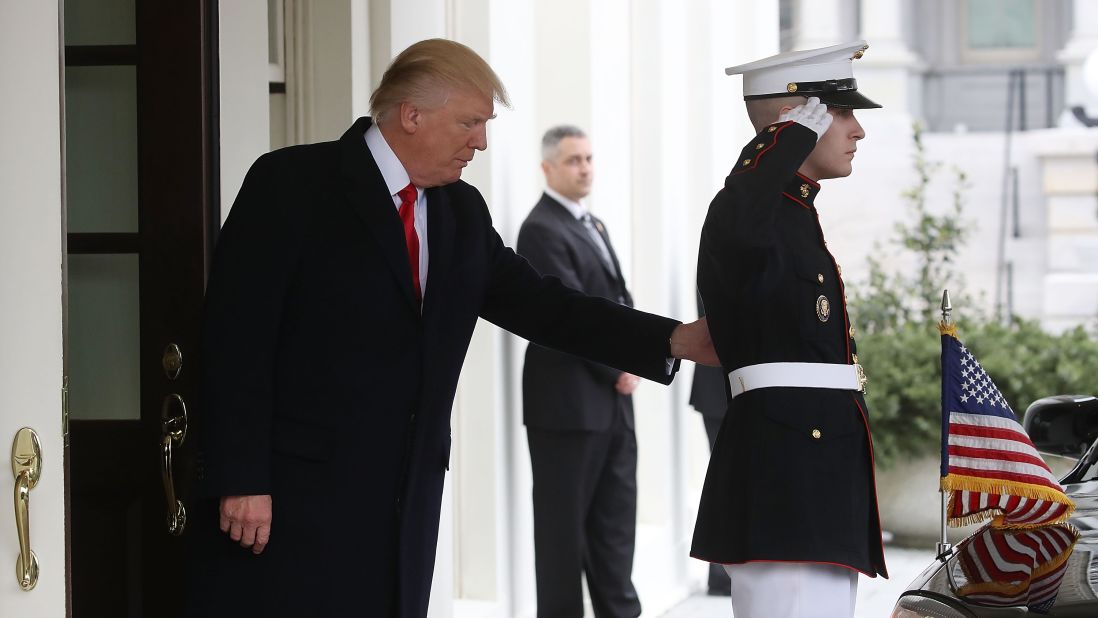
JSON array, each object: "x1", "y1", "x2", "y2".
[{"x1": 63, "y1": 1, "x2": 217, "y2": 616}]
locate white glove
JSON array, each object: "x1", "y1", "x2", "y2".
[{"x1": 778, "y1": 97, "x2": 832, "y2": 139}]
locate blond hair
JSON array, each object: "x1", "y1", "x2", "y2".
[{"x1": 370, "y1": 38, "x2": 511, "y2": 123}]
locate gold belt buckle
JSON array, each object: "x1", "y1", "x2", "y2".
[{"x1": 854, "y1": 362, "x2": 868, "y2": 394}]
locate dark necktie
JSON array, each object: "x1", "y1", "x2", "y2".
[
  {"x1": 581, "y1": 213, "x2": 615, "y2": 273},
  {"x1": 397, "y1": 183, "x2": 421, "y2": 303}
]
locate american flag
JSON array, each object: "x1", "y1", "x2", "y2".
[
  {"x1": 954, "y1": 523, "x2": 1079, "y2": 614},
  {"x1": 939, "y1": 324, "x2": 1075, "y2": 529}
]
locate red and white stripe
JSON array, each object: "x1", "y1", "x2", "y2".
[
  {"x1": 946, "y1": 411, "x2": 1071, "y2": 527},
  {"x1": 956, "y1": 525, "x2": 1077, "y2": 610}
]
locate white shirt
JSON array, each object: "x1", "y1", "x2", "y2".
[
  {"x1": 544, "y1": 187, "x2": 587, "y2": 221},
  {"x1": 364, "y1": 123, "x2": 428, "y2": 299}
]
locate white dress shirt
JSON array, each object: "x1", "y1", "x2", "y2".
[{"x1": 364, "y1": 123, "x2": 428, "y2": 299}]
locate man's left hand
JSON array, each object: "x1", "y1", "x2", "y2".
[
  {"x1": 616, "y1": 372, "x2": 640, "y2": 395},
  {"x1": 670, "y1": 317, "x2": 720, "y2": 366}
]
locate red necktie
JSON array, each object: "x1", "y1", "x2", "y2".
[{"x1": 397, "y1": 183, "x2": 421, "y2": 303}]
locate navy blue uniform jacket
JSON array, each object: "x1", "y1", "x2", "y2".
[
  {"x1": 691, "y1": 120, "x2": 888, "y2": 578},
  {"x1": 188, "y1": 117, "x2": 681, "y2": 617}
]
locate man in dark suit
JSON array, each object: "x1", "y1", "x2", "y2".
[
  {"x1": 188, "y1": 39, "x2": 716, "y2": 618},
  {"x1": 517, "y1": 126, "x2": 644, "y2": 617}
]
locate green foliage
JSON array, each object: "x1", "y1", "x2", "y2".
[{"x1": 848, "y1": 123, "x2": 1098, "y2": 467}]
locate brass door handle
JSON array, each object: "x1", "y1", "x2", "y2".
[
  {"x1": 160, "y1": 394, "x2": 188, "y2": 536},
  {"x1": 11, "y1": 427, "x2": 41, "y2": 591}
]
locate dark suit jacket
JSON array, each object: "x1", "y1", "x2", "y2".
[
  {"x1": 190, "y1": 117, "x2": 681, "y2": 618},
  {"x1": 517, "y1": 193, "x2": 634, "y2": 431},
  {"x1": 691, "y1": 120, "x2": 887, "y2": 578}
]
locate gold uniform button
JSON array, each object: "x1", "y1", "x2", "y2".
[
  {"x1": 756, "y1": 143, "x2": 764, "y2": 150},
  {"x1": 849, "y1": 325, "x2": 857, "y2": 338},
  {"x1": 787, "y1": 82, "x2": 798, "y2": 93},
  {"x1": 767, "y1": 126, "x2": 777, "y2": 132},
  {"x1": 743, "y1": 158, "x2": 752, "y2": 166},
  {"x1": 816, "y1": 273, "x2": 824, "y2": 284},
  {"x1": 811, "y1": 429, "x2": 822, "y2": 439}
]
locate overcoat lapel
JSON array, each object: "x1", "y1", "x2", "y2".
[{"x1": 338, "y1": 117, "x2": 420, "y2": 315}]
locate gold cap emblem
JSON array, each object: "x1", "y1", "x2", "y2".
[
  {"x1": 800, "y1": 183, "x2": 810, "y2": 198},
  {"x1": 787, "y1": 82, "x2": 798, "y2": 93},
  {"x1": 816, "y1": 295, "x2": 831, "y2": 322}
]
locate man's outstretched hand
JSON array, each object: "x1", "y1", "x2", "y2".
[
  {"x1": 670, "y1": 317, "x2": 720, "y2": 367},
  {"x1": 220, "y1": 494, "x2": 272, "y2": 555}
]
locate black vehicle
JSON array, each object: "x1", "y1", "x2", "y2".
[{"x1": 892, "y1": 395, "x2": 1098, "y2": 617}]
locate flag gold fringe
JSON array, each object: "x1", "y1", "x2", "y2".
[
  {"x1": 955, "y1": 525, "x2": 1080, "y2": 598},
  {"x1": 938, "y1": 321, "x2": 958, "y2": 337},
  {"x1": 941, "y1": 474, "x2": 1076, "y2": 529}
]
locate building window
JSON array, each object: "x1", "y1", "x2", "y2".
[{"x1": 959, "y1": 0, "x2": 1041, "y2": 63}]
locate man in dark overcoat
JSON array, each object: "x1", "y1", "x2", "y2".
[
  {"x1": 187, "y1": 39, "x2": 715, "y2": 618},
  {"x1": 691, "y1": 41, "x2": 889, "y2": 617}
]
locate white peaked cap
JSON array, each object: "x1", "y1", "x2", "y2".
[{"x1": 725, "y1": 40, "x2": 881, "y2": 109}]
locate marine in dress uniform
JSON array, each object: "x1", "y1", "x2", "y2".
[{"x1": 691, "y1": 41, "x2": 888, "y2": 618}]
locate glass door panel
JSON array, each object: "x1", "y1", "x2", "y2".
[
  {"x1": 67, "y1": 254, "x2": 141, "y2": 420},
  {"x1": 64, "y1": 0, "x2": 136, "y2": 46},
  {"x1": 65, "y1": 65, "x2": 139, "y2": 234}
]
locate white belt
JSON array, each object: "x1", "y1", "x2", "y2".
[{"x1": 727, "y1": 362, "x2": 867, "y2": 399}]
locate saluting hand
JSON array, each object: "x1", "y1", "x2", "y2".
[
  {"x1": 220, "y1": 494, "x2": 272, "y2": 555},
  {"x1": 779, "y1": 96, "x2": 833, "y2": 139}
]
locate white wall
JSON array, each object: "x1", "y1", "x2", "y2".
[
  {"x1": 0, "y1": 2, "x2": 66, "y2": 614},
  {"x1": 219, "y1": 1, "x2": 270, "y2": 221}
]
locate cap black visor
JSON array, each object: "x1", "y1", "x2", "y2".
[{"x1": 818, "y1": 89, "x2": 881, "y2": 109}]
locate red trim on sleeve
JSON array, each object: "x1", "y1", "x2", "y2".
[{"x1": 732, "y1": 121, "x2": 796, "y2": 175}]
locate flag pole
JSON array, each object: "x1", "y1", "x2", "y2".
[{"x1": 937, "y1": 289, "x2": 954, "y2": 561}]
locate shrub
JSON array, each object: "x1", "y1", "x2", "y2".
[{"x1": 848, "y1": 123, "x2": 1098, "y2": 467}]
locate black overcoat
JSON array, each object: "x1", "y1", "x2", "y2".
[
  {"x1": 691, "y1": 120, "x2": 888, "y2": 578},
  {"x1": 187, "y1": 117, "x2": 680, "y2": 617}
]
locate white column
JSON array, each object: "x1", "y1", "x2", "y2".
[
  {"x1": 219, "y1": 1, "x2": 269, "y2": 220},
  {"x1": 793, "y1": 0, "x2": 846, "y2": 50},
  {"x1": 856, "y1": 0, "x2": 923, "y2": 117},
  {"x1": 1057, "y1": 0, "x2": 1098, "y2": 115}
]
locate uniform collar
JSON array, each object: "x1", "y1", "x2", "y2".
[{"x1": 784, "y1": 172, "x2": 820, "y2": 208}]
